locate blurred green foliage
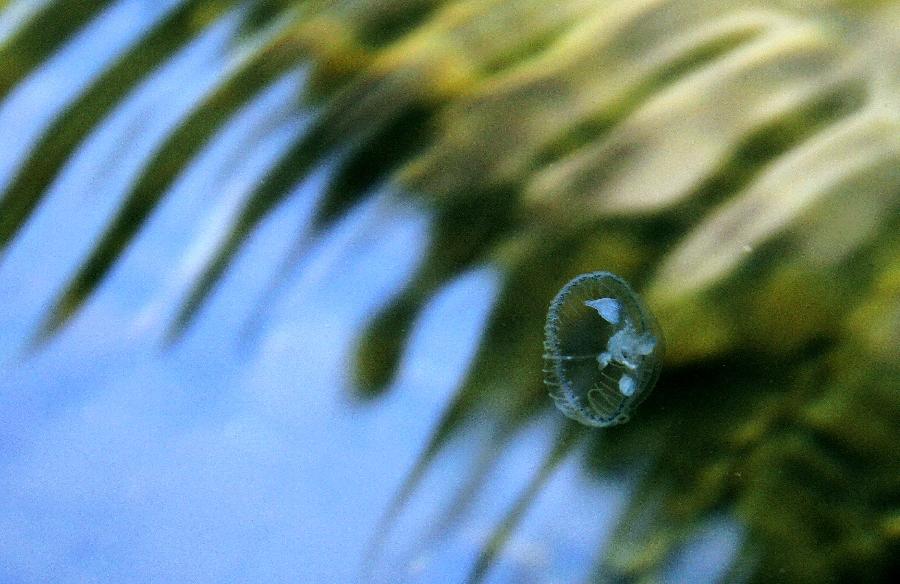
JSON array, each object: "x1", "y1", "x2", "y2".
[{"x1": 1, "y1": 0, "x2": 898, "y2": 581}]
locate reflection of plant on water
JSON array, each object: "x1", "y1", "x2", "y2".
[{"x1": 1, "y1": 0, "x2": 898, "y2": 582}]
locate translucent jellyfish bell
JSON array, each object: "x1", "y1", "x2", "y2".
[{"x1": 544, "y1": 272, "x2": 665, "y2": 427}]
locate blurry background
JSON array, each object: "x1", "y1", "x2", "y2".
[{"x1": 0, "y1": 1, "x2": 897, "y2": 582}]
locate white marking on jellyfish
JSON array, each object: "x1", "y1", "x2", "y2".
[
  {"x1": 584, "y1": 298, "x2": 621, "y2": 325},
  {"x1": 605, "y1": 326, "x2": 656, "y2": 371},
  {"x1": 634, "y1": 332, "x2": 657, "y2": 355},
  {"x1": 619, "y1": 374, "x2": 636, "y2": 397},
  {"x1": 597, "y1": 350, "x2": 612, "y2": 369}
]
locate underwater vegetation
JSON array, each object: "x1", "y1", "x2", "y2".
[{"x1": 2, "y1": 0, "x2": 899, "y2": 582}]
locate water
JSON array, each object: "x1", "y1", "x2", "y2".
[{"x1": 0, "y1": 2, "x2": 741, "y2": 582}]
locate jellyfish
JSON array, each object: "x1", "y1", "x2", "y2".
[{"x1": 544, "y1": 272, "x2": 664, "y2": 427}]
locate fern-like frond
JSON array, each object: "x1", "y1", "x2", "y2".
[
  {"x1": 0, "y1": 0, "x2": 114, "y2": 100},
  {"x1": 0, "y1": 0, "x2": 238, "y2": 252},
  {"x1": 35, "y1": 8, "x2": 308, "y2": 339}
]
